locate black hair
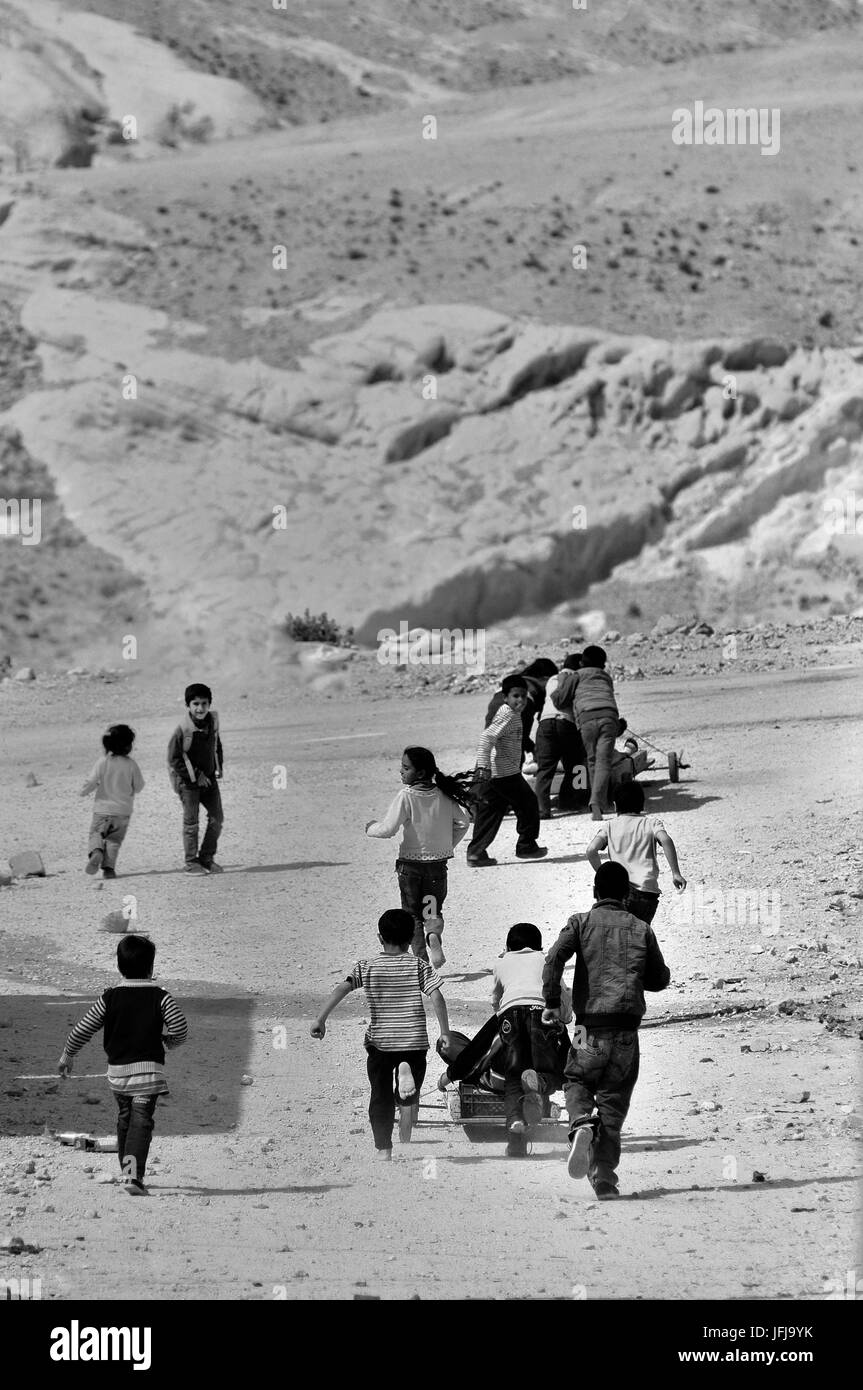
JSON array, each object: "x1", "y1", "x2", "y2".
[
  {"x1": 501, "y1": 673, "x2": 529, "y2": 694},
  {"x1": 563, "y1": 653, "x2": 582, "y2": 671},
  {"x1": 403, "y1": 746, "x2": 474, "y2": 810},
  {"x1": 614, "y1": 781, "x2": 645, "y2": 814},
  {"x1": 594, "y1": 862, "x2": 630, "y2": 901},
  {"x1": 117, "y1": 934, "x2": 156, "y2": 978},
  {"x1": 506, "y1": 922, "x2": 542, "y2": 951},
  {"x1": 102, "y1": 724, "x2": 135, "y2": 757},
  {"x1": 378, "y1": 908, "x2": 415, "y2": 947},
  {"x1": 581, "y1": 645, "x2": 607, "y2": 668},
  {"x1": 520, "y1": 658, "x2": 559, "y2": 680},
  {"x1": 184, "y1": 683, "x2": 212, "y2": 705}
]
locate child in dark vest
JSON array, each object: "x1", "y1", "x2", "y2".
[
  {"x1": 167, "y1": 682, "x2": 224, "y2": 873},
  {"x1": 58, "y1": 935, "x2": 188, "y2": 1196}
]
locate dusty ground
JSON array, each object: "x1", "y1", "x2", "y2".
[{"x1": 0, "y1": 665, "x2": 860, "y2": 1300}]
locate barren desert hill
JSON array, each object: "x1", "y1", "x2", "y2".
[{"x1": 1, "y1": 2, "x2": 863, "y2": 672}]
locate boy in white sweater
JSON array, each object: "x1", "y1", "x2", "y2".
[{"x1": 491, "y1": 923, "x2": 571, "y2": 1157}]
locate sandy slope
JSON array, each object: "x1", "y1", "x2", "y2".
[{"x1": 0, "y1": 668, "x2": 860, "y2": 1299}]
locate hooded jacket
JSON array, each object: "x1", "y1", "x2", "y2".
[{"x1": 542, "y1": 898, "x2": 670, "y2": 1030}]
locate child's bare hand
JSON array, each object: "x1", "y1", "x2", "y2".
[
  {"x1": 58, "y1": 1059, "x2": 72, "y2": 1078},
  {"x1": 672, "y1": 873, "x2": 687, "y2": 890},
  {"x1": 310, "y1": 1020, "x2": 326, "y2": 1039},
  {"x1": 196, "y1": 772, "x2": 211, "y2": 788},
  {"x1": 541, "y1": 1008, "x2": 560, "y2": 1027}
]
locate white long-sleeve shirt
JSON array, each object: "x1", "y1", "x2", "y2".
[
  {"x1": 366, "y1": 784, "x2": 471, "y2": 862},
  {"x1": 81, "y1": 755, "x2": 144, "y2": 816}
]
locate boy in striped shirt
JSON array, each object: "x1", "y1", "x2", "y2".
[
  {"x1": 467, "y1": 674, "x2": 547, "y2": 866},
  {"x1": 311, "y1": 909, "x2": 451, "y2": 1157},
  {"x1": 57, "y1": 936, "x2": 188, "y2": 1196}
]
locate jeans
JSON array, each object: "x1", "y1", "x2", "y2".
[
  {"x1": 533, "y1": 719, "x2": 589, "y2": 816},
  {"x1": 395, "y1": 859, "x2": 448, "y2": 962},
  {"x1": 88, "y1": 814, "x2": 130, "y2": 869},
  {"x1": 499, "y1": 1005, "x2": 569, "y2": 1129},
  {"x1": 579, "y1": 714, "x2": 618, "y2": 817},
  {"x1": 178, "y1": 782, "x2": 223, "y2": 864},
  {"x1": 468, "y1": 774, "x2": 540, "y2": 856},
  {"x1": 365, "y1": 1045, "x2": 427, "y2": 1150},
  {"x1": 626, "y1": 887, "x2": 660, "y2": 924},
  {"x1": 115, "y1": 1093, "x2": 158, "y2": 1183},
  {"x1": 563, "y1": 1028, "x2": 640, "y2": 1186}
]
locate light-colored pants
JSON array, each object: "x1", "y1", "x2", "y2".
[{"x1": 88, "y1": 813, "x2": 130, "y2": 868}]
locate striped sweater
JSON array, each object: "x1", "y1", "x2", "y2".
[
  {"x1": 475, "y1": 702, "x2": 524, "y2": 779},
  {"x1": 60, "y1": 980, "x2": 188, "y2": 1096}
]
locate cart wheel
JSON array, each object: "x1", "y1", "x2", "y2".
[
  {"x1": 668, "y1": 751, "x2": 679, "y2": 783},
  {"x1": 447, "y1": 1091, "x2": 462, "y2": 1122}
]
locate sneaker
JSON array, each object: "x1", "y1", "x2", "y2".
[
  {"x1": 515, "y1": 844, "x2": 548, "y2": 859},
  {"x1": 427, "y1": 935, "x2": 446, "y2": 969},
  {"x1": 567, "y1": 1123, "x2": 594, "y2": 1180},
  {"x1": 200, "y1": 860, "x2": 224, "y2": 874},
  {"x1": 102, "y1": 867, "x2": 116, "y2": 880},
  {"x1": 467, "y1": 852, "x2": 497, "y2": 867},
  {"x1": 85, "y1": 850, "x2": 102, "y2": 876},
  {"x1": 593, "y1": 1180, "x2": 620, "y2": 1200},
  {"x1": 183, "y1": 861, "x2": 209, "y2": 874},
  {"x1": 121, "y1": 1178, "x2": 149, "y2": 1197},
  {"x1": 374, "y1": 1149, "x2": 392, "y2": 1161},
  {"x1": 521, "y1": 1070, "x2": 543, "y2": 1127},
  {"x1": 508, "y1": 1118, "x2": 526, "y2": 1134}
]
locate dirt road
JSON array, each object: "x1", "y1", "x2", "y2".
[{"x1": 0, "y1": 666, "x2": 860, "y2": 1299}]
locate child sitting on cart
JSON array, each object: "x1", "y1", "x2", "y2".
[{"x1": 439, "y1": 924, "x2": 572, "y2": 1157}]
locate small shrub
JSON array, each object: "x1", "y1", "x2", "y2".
[{"x1": 283, "y1": 609, "x2": 354, "y2": 645}]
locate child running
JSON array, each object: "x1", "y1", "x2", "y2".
[
  {"x1": 80, "y1": 724, "x2": 144, "y2": 880},
  {"x1": 468, "y1": 674, "x2": 547, "y2": 866},
  {"x1": 586, "y1": 780, "x2": 686, "y2": 923},
  {"x1": 57, "y1": 935, "x2": 188, "y2": 1197},
  {"x1": 310, "y1": 908, "x2": 451, "y2": 1157},
  {"x1": 542, "y1": 863, "x2": 670, "y2": 1199},
  {"x1": 365, "y1": 746, "x2": 472, "y2": 967}
]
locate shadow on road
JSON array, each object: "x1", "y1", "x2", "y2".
[
  {"x1": 626, "y1": 1173, "x2": 857, "y2": 1200},
  {"x1": 121, "y1": 861, "x2": 350, "y2": 878}
]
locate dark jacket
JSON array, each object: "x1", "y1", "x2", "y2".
[
  {"x1": 552, "y1": 666, "x2": 618, "y2": 721},
  {"x1": 167, "y1": 713, "x2": 223, "y2": 790},
  {"x1": 542, "y1": 898, "x2": 670, "y2": 1030}
]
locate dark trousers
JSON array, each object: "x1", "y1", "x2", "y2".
[
  {"x1": 88, "y1": 814, "x2": 130, "y2": 869},
  {"x1": 626, "y1": 887, "x2": 660, "y2": 924},
  {"x1": 564, "y1": 1028, "x2": 640, "y2": 1186},
  {"x1": 178, "y1": 782, "x2": 223, "y2": 864},
  {"x1": 468, "y1": 774, "x2": 540, "y2": 856},
  {"x1": 499, "y1": 1005, "x2": 568, "y2": 1129},
  {"x1": 115, "y1": 1093, "x2": 158, "y2": 1183},
  {"x1": 579, "y1": 714, "x2": 618, "y2": 816},
  {"x1": 534, "y1": 719, "x2": 589, "y2": 815},
  {"x1": 443, "y1": 1014, "x2": 503, "y2": 1084},
  {"x1": 395, "y1": 859, "x2": 448, "y2": 962},
  {"x1": 365, "y1": 1045, "x2": 427, "y2": 1150}
]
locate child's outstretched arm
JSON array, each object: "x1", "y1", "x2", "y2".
[
  {"x1": 79, "y1": 762, "x2": 100, "y2": 797},
  {"x1": 310, "y1": 981, "x2": 353, "y2": 1039},
  {"x1": 57, "y1": 994, "x2": 107, "y2": 1076},
  {"x1": 655, "y1": 827, "x2": 686, "y2": 890},
  {"x1": 428, "y1": 987, "x2": 451, "y2": 1051},
  {"x1": 365, "y1": 789, "x2": 408, "y2": 838},
  {"x1": 586, "y1": 827, "x2": 608, "y2": 873},
  {"x1": 161, "y1": 993, "x2": 188, "y2": 1050}
]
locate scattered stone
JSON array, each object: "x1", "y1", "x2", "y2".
[
  {"x1": 9, "y1": 851, "x2": 46, "y2": 878},
  {"x1": 0, "y1": 869, "x2": 12, "y2": 887},
  {"x1": 23, "y1": 1161, "x2": 35, "y2": 1175},
  {"x1": 13, "y1": 667, "x2": 35, "y2": 681},
  {"x1": 24, "y1": 771, "x2": 40, "y2": 787},
  {"x1": 602, "y1": 630, "x2": 621, "y2": 643},
  {"x1": 83, "y1": 1093, "x2": 102, "y2": 1105},
  {"x1": 95, "y1": 1174, "x2": 116, "y2": 1185},
  {"x1": 241, "y1": 1074, "x2": 254, "y2": 1086},
  {"x1": 752, "y1": 1171, "x2": 766, "y2": 1183},
  {"x1": 791, "y1": 1091, "x2": 811, "y2": 1103}
]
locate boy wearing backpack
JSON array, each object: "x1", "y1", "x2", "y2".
[{"x1": 167, "y1": 683, "x2": 224, "y2": 874}]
